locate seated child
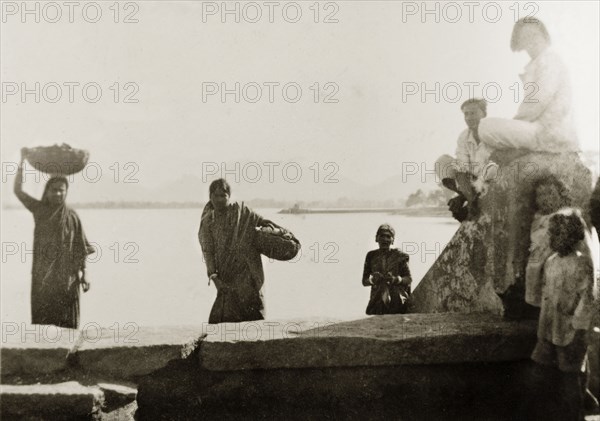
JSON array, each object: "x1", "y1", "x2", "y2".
[
  {"x1": 362, "y1": 224, "x2": 412, "y2": 315},
  {"x1": 436, "y1": 98, "x2": 499, "y2": 221},
  {"x1": 530, "y1": 209, "x2": 597, "y2": 420}
]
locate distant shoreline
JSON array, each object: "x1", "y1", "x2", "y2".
[
  {"x1": 278, "y1": 206, "x2": 449, "y2": 217},
  {"x1": 3, "y1": 203, "x2": 450, "y2": 217},
  {"x1": 391, "y1": 206, "x2": 450, "y2": 217}
]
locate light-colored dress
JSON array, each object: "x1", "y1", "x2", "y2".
[
  {"x1": 479, "y1": 48, "x2": 579, "y2": 153},
  {"x1": 536, "y1": 251, "x2": 596, "y2": 347},
  {"x1": 525, "y1": 211, "x2": 593, "y2": 307},
  {"x1": 525, "y1": 212, "x2": 553, "y2": 307}
]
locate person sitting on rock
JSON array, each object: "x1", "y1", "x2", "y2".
[
  {"x1": 362, "y1": 224, "x2": 412, "y2": 315},
  {"x1": 478, "y1": 18, "x2": 579, "y2": 154},
  {"x1": 530, "y1": 208, "x2": 597, "y2": 420},
  {"x1": 436, "y1": 98, "x2": 499, "y2": 221}
]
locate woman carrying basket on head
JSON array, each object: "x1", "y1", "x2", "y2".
[{"x1": 14, "y1": 148, "x2": 95, "y2": 329}]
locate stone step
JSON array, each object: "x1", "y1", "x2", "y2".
[
  {"x1": 1, "y1": 325, "x2": 76, "y2": 376},
  {"x1": 98, "y1": 383, "x2": 137, "y2": 412},
  {"x1": 0, "y1": 381, "x2": 104, "y2": 420},
  {"x1": 103, "y1": 401, "x2": 137, "y2": 421}
]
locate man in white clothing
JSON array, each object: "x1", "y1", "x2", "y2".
[{"x1": 437, "y1": 98, "x2": 498, "y2": 221}]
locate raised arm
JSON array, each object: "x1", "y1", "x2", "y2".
[{"x1": 13, "y1": 149, "x2": 39, "y2": 212}]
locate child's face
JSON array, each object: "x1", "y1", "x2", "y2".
[
  {"x1": 535, "y1": 184, "x2": 562, "y2": 215},
  {"x1": 376, "y1": 232, "x2": 394, "y2": 249},
  {"x1": 462, "y1": 103, "x2": 485, "y2": 130}
]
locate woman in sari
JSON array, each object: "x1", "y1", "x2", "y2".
[
  {"x1": 14, "y1": 149, "x2": 94, "y2": 329},
  {"x1": 198, "y1": 178, "x2": 280, "y2": 324},
  {"x1": 362, "y1": 224, "x2": 413, "y2": 315}
]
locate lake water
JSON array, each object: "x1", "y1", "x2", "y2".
[{"x1": 1, "y1": 208, "x2": 459, "y2": 327}]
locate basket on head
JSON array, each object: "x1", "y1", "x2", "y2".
[
  {"x1": 26, "y1": 144, "x2": 89, "y2": 175},
  {"x1": 254, "y1": 226, "x2": 301, "y2": 261}
]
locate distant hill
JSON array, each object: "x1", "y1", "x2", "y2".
[
  {"x1": 18, "y1": 149, "x2": 600, "y2": 208},
  {"x1": 2, "y1": 164, "x2": 440, "y2": 208}
]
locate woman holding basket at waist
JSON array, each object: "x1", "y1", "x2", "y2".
[{"x1": 199, "y1": 178, "x2": 289, "y2": 324}]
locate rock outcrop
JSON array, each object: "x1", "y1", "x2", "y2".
[{"x1": 409, "y1": 151, "x2": 592, "y2": 313}]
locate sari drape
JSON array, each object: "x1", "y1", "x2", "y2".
[
  {"x1": 362, "y1": 249, "x2": 412, "y2": 315},
  {"x1": 199, "y1": 202, "x2": 269, "y2": 324},
  {"x1": 20, "y1": 187, "x2": 94, "y2": 329}
]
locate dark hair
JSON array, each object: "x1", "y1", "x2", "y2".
[
  {"x1": 511, "y1": 17, "x2": 551, "y2": 52},
  {"x1": 460, "y1": 98, "x2": 487, "y2": 117},
  {"x1": 549, "y1": 209, "x2": 585, "y2": 256},
  {"x1": 209, "y1": 178, "x2": 231, "y2": 196},
  {"x1": 42, "y1": 176, "x2": 69, "y2": 202},
  {"x1": 376, "y1": 223, "x2": 395, "y2": 238},
  {"x1": 531, "y1": 174, "x2": 571, "y2": 212}
]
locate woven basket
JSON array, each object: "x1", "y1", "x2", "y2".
[
  {"x1": 254, "y1": 227, "x2": 301, "y2": 261},
  {"x1": 26, "y1": 144, "x2": 89, "y2": 175}
]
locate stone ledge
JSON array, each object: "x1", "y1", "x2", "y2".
[
  {"x1": 1, "y1": 325, "x2": 78, "y2": 376},
  {"x1": 1, "y1": 324, "x2": 205, "y2": 380},
  {"x1": 200, "y1": 313, "x2": 537, "y2": 371},
  {"x1": 0, "y1": 381, "x2": 104, "y2": 420},
  {"x1": 1, "y1": 347, "x2": 72, "y2": 377},
  {"x1": 72, "y1": 326, "x2": 204, "y2": 380}
]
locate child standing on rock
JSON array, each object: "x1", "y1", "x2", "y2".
[{"x1": 530, "y1": 209, "x2": 597, "y2": 420}]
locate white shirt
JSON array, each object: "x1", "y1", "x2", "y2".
[
  {"x1": 514, "y1": 48, "x2": 578, "y2": 152},
  {"x1": 455, "y1": 128, "x2": 493, "y2": 176}
]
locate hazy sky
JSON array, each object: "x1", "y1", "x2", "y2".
[{"x1": 1, "y1": 1, "x2": 599, "y2": 202}]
